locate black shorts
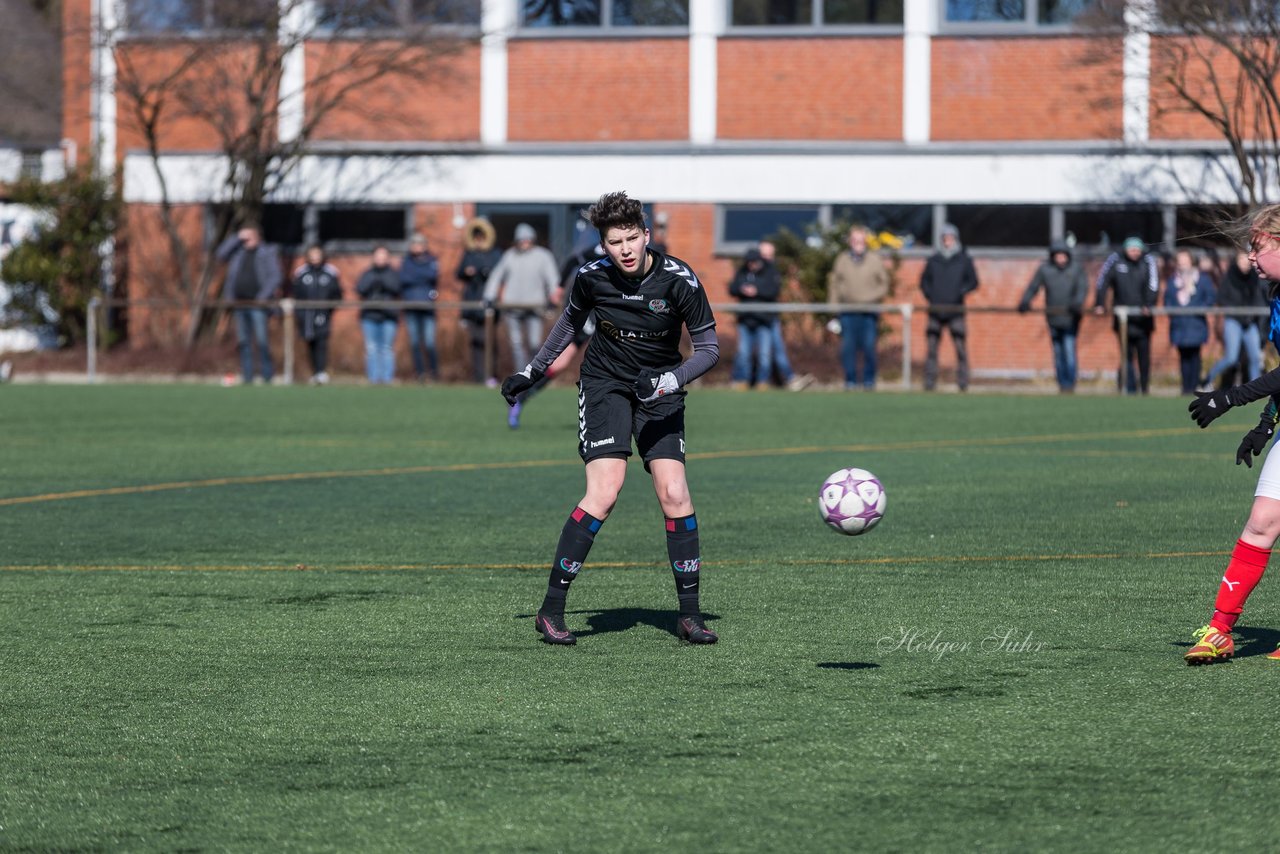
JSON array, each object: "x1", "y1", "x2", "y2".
[{"x1": 577, "y1": 378, "x2": 686, "y2": 469}]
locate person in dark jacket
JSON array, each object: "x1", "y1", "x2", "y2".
[
  {"x1": 1202, "y1": 250, "x2": 1267, "y2": 389},
  {"x1": 728, "y1": 247, "x2": 781, "y2": 389},
  {"x1": 1019, "y1": 240, "x2": 1089, "y2": 393},
  {"x1": 400, "y1": 234, "x2": 440, "y2": 382},
  {"x1": 1093, "y1": 235, "x2": 1160, "y2": 394},
  {"x1": 356, "y1": 245, "x2": 401, "y2": 385},
  {"x1": 920, "y1": 223, "x2": 979, "y2": 391},
  {"x1": 1165, "y1": 247, "x2": 1216, "y2": 395},
  {"x1": 290, "y1": 243, "x2": 342, "y2": 385},
  {"x1": 217, "y1": 224, "x2": 283, "y2": 385},
  {"x1": 456, "y1": 218, "x2": 503, "y2": 385}
]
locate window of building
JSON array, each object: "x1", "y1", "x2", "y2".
[
  {"x1": 731, "y1": 0, "x2": 902, "y2": 26},
  {"x1": 1064, "y1": 206, "x2": 1164, "y2": 252},
  {"x1": 945, "y1": 204, "x2": 1051, "y2": 248},
  {"x1": 317, "y1": 207, "x2": 409, "y2": 245},
  {"x1": 521, "y1": 0, "x2": 689, "y2": 28},
  {"x1": 124, "y1": 0, "x2": 276, "y2": 33},
  {"x1": 832, "y1": 204, "x2": 933, "y2": 249},
  {"x1": 720, "y1": 206, "x2": 823, "y2": 250},
  {"x1": 314, "y1": 0, "x2": 480, "y2": 29},
  {"x1": 1175, "y1": 205, "x2": 1245, "y2": 249},
  {"x1": 943, "y1": 0, "x2": 1091, "y2": 25}
]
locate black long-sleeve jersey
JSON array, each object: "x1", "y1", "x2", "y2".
[{"x1": 530, "y1": 248, "x2": 717, "y2": 386}]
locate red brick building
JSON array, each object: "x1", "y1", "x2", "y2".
[{"x1": 60, "y1": 0, "x2": 1260, "y2": 386}]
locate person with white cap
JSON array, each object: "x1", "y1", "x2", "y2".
[{"x1": 483, "y1": 223, "x2": 560, "y2": 415}]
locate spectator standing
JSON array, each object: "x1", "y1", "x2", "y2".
[
  {"x1": 1018, "y1": 240, "x2": 1089, "y2": 393},
  {"x1": 456, "y1": 218, "x2": 503, "y2": 385},
  {"x1": 827, "y1": 225, "x2": 890, "y2": 390},
  {"x1": 356, "y1": 245, "x2": 401, "y2": 385},
  {"x1": 290, "y1": 243, "x2": 342, "y2": 385},
  {"x1": 920, "y1": 223, "x2": 979, "y2": 392},
  {"x1": 217, "y1": 224, "x2": 282, "y2": 385},
  {"x1": 1165, "y1": 247, "x2": 1216, "y2": 395},
  {"x1": 1202, "y1": 250, "x2": 1266, "y2": 390},
  {"x1": 1093, "y1": 236, "x2": 1160, "y2": 395},
  {"x1": 400, "y1": 234, "x2": 440, "y2": 382},
  {"x1": 758, "y1": 239, "x2": 813, "y2": 391},
  {"x1": 483, "y1": 222, "x2": 560, "y2": 374},
  {"x1": 728, "y1": 248, "x2": 780, "y2": 389}
]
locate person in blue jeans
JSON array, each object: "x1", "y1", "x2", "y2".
[
  {"x1": 400, "y1": 234, "x2": 440, "y2": 382},
  {"x1": 356, "y1": 245, "x2": 401, "y2": 384},
  {"x1": 1202, "y1": 250, "x2": 1266, "y2": 390},
  {"x1": 826, "y1": 225, "x2": 890, "y2": 389},
  {"x1": 1018, "y1": 240, "x2": 1088, "y2": 393},
  {"x1": 217, "y1": 225, "x2": 282, "y2": 385},
  {"x1": 728, "y1": 248, "x2": 778, "y2": 388}
]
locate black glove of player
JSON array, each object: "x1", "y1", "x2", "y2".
[
  {"x1": 1189, "y1": 389, "x2": 1236, "y2": 429},
  {"x1": 1237, "y1": 417, "x2": 1276, "y2": 467},
  {"x1": 500, "y1": 368, "x2": 539, "y2": 406}
]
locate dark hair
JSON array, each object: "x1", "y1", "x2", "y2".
[{"x1": 588, "y1": 191, "x2": 645, "y2": 235}]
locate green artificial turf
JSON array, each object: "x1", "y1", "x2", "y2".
[{"x1": 1, "y1": 384, "x2": 1277, "y2": 851}]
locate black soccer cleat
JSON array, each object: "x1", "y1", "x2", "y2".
[
  {"x1": 535, "y1": 611, "x2": 577, "y2": 645},
  {"x1": 675, "y1": 614, "x2": 718, "y2": 644}
]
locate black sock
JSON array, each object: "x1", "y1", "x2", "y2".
[
  {"x1": 540, "y1": 507, "x2": 602, "y2": 616},
  {"x1": 666, "y1": 514, "x2": 701, "y2": 616}
]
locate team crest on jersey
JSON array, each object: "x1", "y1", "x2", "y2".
[{"x1": 648, "y1": 299, "x2": 670, "y2": 315}]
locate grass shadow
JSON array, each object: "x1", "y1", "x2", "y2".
[
  {"x1": 816, "y1": 662, "x2": 881, "y2": 671},
  {"x1": 515, "y1": 608, "x2": 720, "y2": 639}
]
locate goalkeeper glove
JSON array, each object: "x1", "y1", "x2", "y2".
[
  {"x1": 634, "y1": 370, "x2": 679, "y2": 403},
  {"x1": 1237, "y1": 416, "x2": 1277, "y2": 467},
  {"x1": 501, "y1": 367, "x2": 540, "y2": 406},
  {"x1": 1189, "y1": 388, "x2": 1237, "y2": 428}
]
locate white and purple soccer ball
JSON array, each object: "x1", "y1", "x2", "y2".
[{"x1": 819, "y1": 468, "x2": 886, "y2": 535}]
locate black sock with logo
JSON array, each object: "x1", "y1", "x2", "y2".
[
  {"x1": 541, "y1": 507, "x2": 603, "y2": 617},
  {"x1": 666, "y1": 514, "x2": 701, "y2": 616}
]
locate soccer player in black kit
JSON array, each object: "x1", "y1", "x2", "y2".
[{"x1": 501, "y1": 191, "x2": 720, "y2": 645}]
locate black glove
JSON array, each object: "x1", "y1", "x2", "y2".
[
  {"x1": 1189, "y1": 389, "x2": 1236, "y2": 428},
  {"x1": 1237, "y1": 417, "x2": 1276, "y2": 467},
  {"x1": 501, "y1": 368, "x2": 539, "y2": 406}
]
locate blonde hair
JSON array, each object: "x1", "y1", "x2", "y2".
[{"x1": 1245, "y1": 204, "x2": 1280, "y2": 298}]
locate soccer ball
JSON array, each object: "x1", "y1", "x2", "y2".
[{"x1": 819, "y1": 468, "x2": 886, "y2": 535}]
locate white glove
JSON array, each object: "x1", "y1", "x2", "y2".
[{"x1": 634, "y1": 371, "x2": 680, "y2": 403}]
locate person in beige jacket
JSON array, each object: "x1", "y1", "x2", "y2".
[{"x1": 828, "y1": 225, "x2": 891, "y2": 389}]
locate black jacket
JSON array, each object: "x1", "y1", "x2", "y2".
[
  {"x1": 456, "y1": 248, "x2": 502, "y2": 324},
  {"x1": 1219, "y1": 263, "x2": 1268, "y2": 331},
  {"x1": 728, "y1": 255, "x2": 782, "y2": 330},
  {"x1": 356, "y1": 265, "x2": 402, "y2": 323},
  {"x1": 1019, "y1": 244, "x2": 1088, "y2": 331},
  {"x1": 291, "y1": 262, "x2": 342, "y2": 340},
  {"x1": 1094, "y1": 251, "x2": 1159, "y2": 333},
  {"x1": 921, "y1": 251, "x2": 979, "y2": 320}
]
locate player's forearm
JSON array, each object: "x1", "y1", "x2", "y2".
[
  {"x1": 672, "y1": 328, "x2": 719, "y2": 388},
  {"x1": 1229, "y1": 368, "x2": 1280, "y2": 407},
  {"x1": 525, "y1": 306, "x2": 580, "y2": 376}
]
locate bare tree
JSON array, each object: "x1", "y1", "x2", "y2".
[
  {"x1": 102, "y1": 0, "x2": 475, "y2": 346},
  {"x1": 1091, "y1": 0, "x2": 1280, "y2": 207}
]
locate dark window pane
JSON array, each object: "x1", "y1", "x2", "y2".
[
  {"x1": 832, "y1": 204, "x2": 932, "y2": 249},
  {"x1": 1175, "y1": 205, "x2": 1246, "y2": 249},
  {"x1": 261, "y1": 204, "x2": 306, "y2": 247},
  {"x1": 522, "y1": 0, "x2": 602, "y2": 26},
  {"x1": 411, "y1": 0, "x2": 482, "y2": 24},
  {"x1": 1038, "y1": 0, "x2": 1092, "y2": 24},
  {"x1": 723, "y1": 207, "x2": 821, "y2": 243},
  {"x1": 484, "y1": 213, "x2": 555, "y2": 249},
  {"x1": 614, "y1": 0, "x2": 688, "y2": 26},
  {"x1": 824, "y1": 0, "x2": 904, "y2": 24},
  {"x1": 209, "y1": 0, "x2": 276, "y2": 28},
  {"x1": 945, "y1": 0, "x2": 1025, "y2": 22},
  {"x1": 731, "y1": 0, "x2": 811, "y2": 26},
  {"x1": 127, "y1": 0, "x2": 201, "y2": 32},
  {"x1": 315, "y1": 0, "x2": 399, "y2": 29},
  {"x1": 947, "y1": 205, "x2": 1050, "y2": 247},
  {"x1": 318, "y1": 208, "x2": 407, "y2": 243},
  {"x1": 1064, "y1": 207, "x2": 1163, "y2": 251}
]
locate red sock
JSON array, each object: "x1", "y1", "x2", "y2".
[{"x1": 1210, "y1": 539, "x2": 1271, "y2": 632}]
